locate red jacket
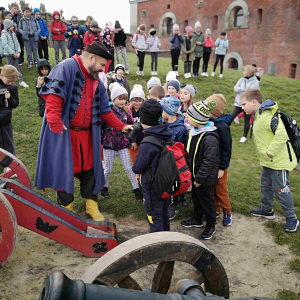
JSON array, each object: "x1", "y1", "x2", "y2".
[
  {"x1": 50, "y1": 11, "x2": 66, "y2": 41},
  {"x1": 83, "y1": 30, "x2": 101, "y2": 47}
]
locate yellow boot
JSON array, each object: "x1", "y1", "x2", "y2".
[
  {"x1": 61, "y1": 202, "x2": 74, "y2": 212},
  {"x1": 86, "y1": 199, "x2": 105, "y2": 222}
]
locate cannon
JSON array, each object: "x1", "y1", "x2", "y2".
[
  {"x1": 39, "y1": 232, "x2": 282, "y2": 300},
  {"x1": 0, "y1": 148, "x2": 118, "y2": 268}
]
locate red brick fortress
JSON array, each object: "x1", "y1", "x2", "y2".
[{"x1": 129, "y1": 0, "x2": 300, "y2": 79}]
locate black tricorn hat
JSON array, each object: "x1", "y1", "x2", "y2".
[{"x1": 86, "y1": 41, "x2": 112, "y2": 60}]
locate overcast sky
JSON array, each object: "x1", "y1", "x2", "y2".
[{"x1": 11, "y1": 0, "x2": 131, "y2": 32}]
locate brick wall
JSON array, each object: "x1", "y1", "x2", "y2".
[{"x1": 134, "y1": 0, "x2": 300, "y2": 79}]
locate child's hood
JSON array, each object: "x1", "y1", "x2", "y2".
[
  {"x1": 258, "y1": 99, "x2": 278, "y2": 116},
  {"x1": 143, "y1": 123, "x2": 173, "y2": 140},
  {"x1": 211, "y1": 114, "x2": 231, "y2": 124},
  {"x1": 52, "y1": 11, "x2": 61, "y2": 21},
  {"x1": 37, "y1": 59, "x2": 51, "y2": 76}
]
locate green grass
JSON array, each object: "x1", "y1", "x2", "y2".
[{"x1": 2, "y1": 49, "x2": 300, "y2": 281}]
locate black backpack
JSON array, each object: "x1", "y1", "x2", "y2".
[{"x1": 271, "y1": 111, "x2": 300, "y2": 162}]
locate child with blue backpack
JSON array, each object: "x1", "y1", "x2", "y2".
[{"x1": 34, "y1": 8, "x2": 49, "y2": 61}]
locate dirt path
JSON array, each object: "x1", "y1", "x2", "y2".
[{"x1": 0, "y1": 213, "x2": 299, "y2": 300}]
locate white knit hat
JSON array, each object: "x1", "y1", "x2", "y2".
[
  {"x1": 109, "y1": 82, "x2": 119, "y2": 93},
  {"x1": 166, "y1": 71, "x2": 177, "y2": 82},
  {"x1": 130, "y1": 84, "x2": 145, "y2": 100},
  {"x1": 195, "y1": 21, "x2": 201, "y2": 29},
  {"x1": 205, "y1": 28, "x2": 211, "y2": 35},
  {"x1": 147, "y1": 77, "x2": 161, "y2": 90},
  {"x1": 111, "y1": 85, "x2": 128, "y2": 101}
]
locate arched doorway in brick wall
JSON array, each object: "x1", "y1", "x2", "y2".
[
  {"x1": 158, "y1": 12, "x2": 177, "y2": 36},
  {"x1": 224, "y1": 52, "x2": 243, "y2": 71}
]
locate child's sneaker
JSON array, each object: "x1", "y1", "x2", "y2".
[
  {"x1": 175, "y1": 71, "x2": 179, "y2": 76},
  {"x1": 180, "y1": 194, "x2": 189, "y2": 207},
  {"x1": 239, "y1": 136, "x2": 247, "y2": 143},
  {"x1": 205, "y1": 73, "x2": 209, "y2": 77},
  {"x1": 234, "y1": 117, "x2": 240, "y2": 124},
  {"x1": 201, "y1": 72, "x2": 206, "y2": 77},
  {"x1": 133, "y1": 188, "x2": 143, "y2": 202},
  {"x1": 201, "y1": 226, "x2": 216, "y2": 240},
  {"x1": 223, "y1": 211, "x2": 232, "y2": 226},
  {"x1": 136, "y1": 71, "x2": 141, "y2": 75},
  {"x1": 250, "y1": 208, "x2": 275, "y2": 219},
  {"x1": 211, "y1": 72, "x2": 215, "y2": 77},
  {"x1": 216, "y1": 211, "x2": 221, "y2": 218},
  {"x1": 28, "y1": 62, "x2": 33, "y2": 68},
  {"x1": 181, "y1": 217, "x2": 203, "y2": 228},
  {"x1": 168, "y1": 204, "x2": 179, "y2": 220},
  {"x1": 184, "y1": 73, "x2": 188, "y2": 78},
  {"x1": 284, "y1": 218, "x2": 299, "y2": 232},
  {"x1": 219, "y1": 74, "x2": 223, "y2": 78},
  {"x1": 101, "y1": 187, "x2": 109, "y2": 198},
  {"x1": 35, "y1": 61, "x2": 38, "y2": 67},
  {"x1": 140, "y1": 71, "x2": 144, "y2": 76},
  {"x1": 19, "y1": 81, "x2": 29, "y2": 88}
]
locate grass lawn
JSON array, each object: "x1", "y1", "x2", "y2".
[{"x1": 2, "y1": 48, "x2": 300, "y2": 282}]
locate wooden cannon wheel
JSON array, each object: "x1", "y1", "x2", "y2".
[
  {"x1": 0, "y1": 192, "x2": 18, "y2": 268},
  {"x1": 81, "y1": 232, "x2": 229, "y2": 298},
  {"x1": 0, "y1": 148, "x2": 32, "y2": 189}
]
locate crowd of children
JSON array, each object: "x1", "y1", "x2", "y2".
[{"x1": 0, "y1": 6, "x2": 299, "y2": 238}]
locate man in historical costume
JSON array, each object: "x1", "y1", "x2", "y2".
[{"x1": 35, "y1": 41, "x2": 132, "y2": 221}]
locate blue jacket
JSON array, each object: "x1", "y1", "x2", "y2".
[
  {"x1": 36, "y1": 17, "x2": 48, "y2": 38},
  {"x1": 215, "y1": 38, "x2": 228, "y2": 55},
  {"x1": 169, "y1": 114, "x2": 188, "y2": 146},
  {"x1": 65, "y1": 24, "x2": 84, "y2": 49},
  {"x1": 170, "y1": 33, "x2": 184, "y2": 50},
  {"x1": 35, "y1": 56, "x2": 111, "y2": 194},
  {"x1": 18, "y1": 16, "x2": 40, "y2": 41},
  {"x1": 132, "y1": 123, "x2": 173, "y2": 199},
  {"x1": 210, "y1": 114, "x2": 232, "y2": 170}
]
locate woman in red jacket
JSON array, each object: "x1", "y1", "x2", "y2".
[
  {"x1": 50, "y1": 11, "x2": 66, "y2": 64},
  {"x1": 83, "y1": 20, "x2": 101, "y2": 49}
]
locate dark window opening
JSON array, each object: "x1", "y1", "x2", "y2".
[
  {"x1": 184, "y1": 20, "x2": 188, "y2": 29},
  {"x1": 150, "y1": 24, "x2": 154, "y2": 28},
  {"x1": 234, "y1": 8, "x2": 244, "y2": 27},
  {"x1": 167, "y1": 4, "x2": 170, "y2": 9},
  {"x1": 166, "y1": 18, "x2": 173, "y2": 35},
  {"x1": 289, "y1": 64, "x2": 297, "y2": 79},
  {"x1": 212, "y1": 15, "x2": 218, "y2": 30},
  {"x1": 227, "y1": 58, "x2": 239, "y2": 70},
  {"x1": 257, "y1": 9, "x2": 263, "y2": 25}
]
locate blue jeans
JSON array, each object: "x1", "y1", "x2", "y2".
[{"x1": 24, "y1": 36, "x2": 38, "y2": 63}]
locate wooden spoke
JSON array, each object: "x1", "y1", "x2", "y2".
[
  {"x1": 118, "y1": 276, "x2": 143, "y2": 291},
  {"x1": 151, "y1": 261, "x2": 175, "y2": 294}
]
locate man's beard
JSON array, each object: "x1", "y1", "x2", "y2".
[{"x1": 89, "y1": 68, "x2": 103, "y2": 80}]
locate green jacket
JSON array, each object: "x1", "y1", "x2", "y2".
[
  {"x1": 193, "y1": 32, "x2": 205, "y2": 57},
  {"x1": 253, "y1": 100, "x2": 297, "y2": 171},
  {"x1": 181, "y1": 36, "x2": 196, "y2": 62}
]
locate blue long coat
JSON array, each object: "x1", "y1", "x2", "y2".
[{"x1": 35, "y1": 57, "x2": 111, "y2": 194}]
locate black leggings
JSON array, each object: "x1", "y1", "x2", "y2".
[
  {"x1": 184, "y1": 61, "x2": 192, "y2": 74},
  {"x1": 193, "y1": 57, "x2": 201, "y2": 74},
  {"x1": 171, "y1": 49, "x2": 180, "y2": 71},
  {"x1": 151, "y1": 52, "x2": 158, "y2": 71},
  {"x1": 230, "y1": 106, "x2": 251, "y2": 138},
  {"x1": 137, "y1": 51, "x2": 146, "y2": 71},
  {"x1": 202, "y1": 53, "x2": 211, "y2": 72},
  {"x1": 213, "y1": 54, "x2": 225, "y2": 74}
]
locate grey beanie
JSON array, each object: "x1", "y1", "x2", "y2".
[
  {"x1": 91, "y1": 20, "x2": 98, "y2": 28},
  {"x1": 111, "y1": 85, "x2": 128, "y2": 101},
  {"x1": 205, "y1": 28, "x2": 211, "y2": 35},
  {"x1": 147, "y1": 77, "x2": 161, "y2": 90},
  {"x1": 3, "y1": 19, "x2": 14, "y2": 30},
  {"x1": 181, "y1": 84, "x2": 198, "y2": 98},
  {"x1": 194, "y1": 21, "x2": 201, "y2": 29},
  {"x1": 130, "y1": 84, "x2": 145, "y2": 100},
  {"x1": 71, "y1": 15, "x2": 78, "y2": 23}
]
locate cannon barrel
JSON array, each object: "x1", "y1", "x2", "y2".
[{"x1": 40, "y1": 271, "x2": 282, "y2": 300}]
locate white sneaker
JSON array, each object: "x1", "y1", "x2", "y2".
[
  {"x1": 155, "y1": 71, "x2": 158, "y2": 75},
  {"x1": 140, "y1": 71, "x2": 144, "y2": 76},
  {"x1": 219, "y1": 74, "x2": 223, "y2": 78},
  {"x1": 136, "y1": 71, "x2": 141, "y2": 75},
  {"x1": 239, "y1": 136, "x2": 247, "y2": 143},
  {"x1": 205, "y1": 73, "x2": 209, "y2": 77},
  {"x1": 176, "y1": 71, "x2": 179, "y2": 76},
  {"x1": 234, "y1": 117, "x2": 240, "y2": 124},
  {"x1": 184, "y1": 73, "x2": 188, "y2": 78},
  {"x1": 201, "y1": 72, "x2": 206, "y2": 77},
  {"x1": 211, "y1": 72, "x2": 215, "y2": 77},
  {"x1": 19, "y1": 81, "x2": 29, "y2": 88}
]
